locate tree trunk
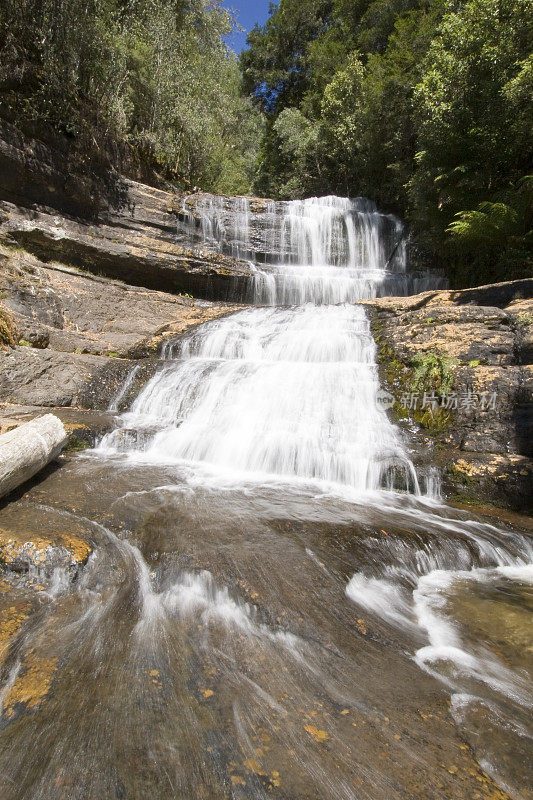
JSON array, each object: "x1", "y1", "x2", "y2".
[{"x1": 0, "y1": 415, "x2": 69, "y2": 499}]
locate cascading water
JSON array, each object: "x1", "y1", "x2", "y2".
[
  {"x1": 2, "y1": 195, "x2": 529, "y2": 800},
  {"x1": 94, "y1": 197, "x2": 531, "y2": 800},
  {"x1": 178, "y1": 194, "x2": 443, "y2": 300},
  {"x1": 100, "y1": 196, "x2": 422, "y2": 494}
]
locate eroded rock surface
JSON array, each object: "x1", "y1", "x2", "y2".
[
  {"x1": 0, "y1": 120, "x2": 254, "y2": 300},
  {"x1": 0, "y1": 244, "x2": 243, "y2": 430},
  {"x1": 363, "y1": 279, "x2": 533, "y2": 511}
]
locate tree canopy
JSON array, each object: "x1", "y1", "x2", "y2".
[
  {"x1": 241, "y1": 0, "x2": 532, "y2": 283},
  {"x1": 0, "y1": 0, "x2": 263, "y2": 194},
  {"x1": 0, "y1": 0, "x2": 530, "y2": 283}
]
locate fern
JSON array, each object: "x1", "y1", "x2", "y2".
[{"x1": 411, "y1": 353, "x2": 457, "y2": 395}]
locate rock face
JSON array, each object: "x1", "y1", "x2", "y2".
[
  {"x1": 363, "y1": 279, "x2": 533, "y2": 512},
  {"x1": 0, "y1": 244, "x2": 243, "y2": 431},
  {"x1": 0, "y1": 199, "x2": 253, "y2": 300},
  {"x1": 0, "y1": 120, "x2": 253, "y2": 300}
]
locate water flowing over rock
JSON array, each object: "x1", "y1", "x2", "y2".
[
  {"x1": 0, "y1": 191, "x2": 531, "y2": 800},
  {"x1": 101, "y1": 195, "x2": 437, "y2": 494},
  {"x1": 180, "y1": 194, "x2": 443, "y2": 302}
]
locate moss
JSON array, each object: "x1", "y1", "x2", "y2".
[
  {"x1": 370, "y1": 313, "x2": 457, "y2": 436},
  {"x1": 448, "y1": 487, "x2": 509, "y2": 511},
  {"x1": 414, "y1": 407, "x2": 452, "y2": 432},
  {"x1": 411, "y1": 352, "x2": 457, "y2": 395},
  {"x1": 449, "y1": 491, "x2": 480, "y2": 506},
  {"x1": 448, "y1": 462, "x2": 479, "y2": 486},
  {"x1": 391, "y1": 401, "x2": 409, "y2": 422},
  {"x1": 107, "y1": 351, "x2": 120, "y2": 358},
  {"x1": 515, "y1": 312, "x2": 533, "y2": 327},
  {"x1": 0, "y1": 305, "x2": 17, "y2": 347},
  {"x1": 64, "y1": 435, "x2": 90, "y2": 454}
]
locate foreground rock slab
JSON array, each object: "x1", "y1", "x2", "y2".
[{"x1": 0, "y1": 414, "x2": 68, "y2": 498}]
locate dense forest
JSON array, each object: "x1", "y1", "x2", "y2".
[
  {"x1": 0, "y1": 0, "x2": 531, "y2": 284},
  {"x1": 0, "y1": 0, "x2": 263, "y2": 195},
  {"x1": 242, "y1": 0, "x2": 532, "y2": 284}
]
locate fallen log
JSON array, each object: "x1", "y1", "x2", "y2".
[{"x1": 0, "y1": 414, "x2": 69, "y2": 499}]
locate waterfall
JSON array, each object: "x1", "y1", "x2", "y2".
[
  {"x1": 178, "y1": 193, "x2": 443, "y2": 301},
  {"x1": 101, "y1": 195, "x2": 434, "y2": 495}
]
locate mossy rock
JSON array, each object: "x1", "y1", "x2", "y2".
[{"x1": 0, "y1": 305, "x2": 17, "y2": 347}]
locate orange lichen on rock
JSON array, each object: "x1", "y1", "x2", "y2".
[
  {"x1": 0, "y1": 603, "x2": 30, "y2": 667},
  {"x1": 304, "y1": 724, "x2": 330, "y2": 743},
  {"x1": 3, "y1": 651, "x2": 58, "y2": 717},
  {"x1": 0, "y1": 527, "x2": 92, "y2": 571}
]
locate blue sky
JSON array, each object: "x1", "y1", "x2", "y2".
[{"x1": 223, "y1": 1, "x2": 272, "y2": 54}]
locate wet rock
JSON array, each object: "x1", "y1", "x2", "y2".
[
  {"x1": 364, "y1": 279, "x2": 533, "y2": 512},
  {"x1": 2, "y1": 651, "x2": 59, "y2": 719},
  {"x1": 0, "y1": 527, "x2": 91, "y2": 577},
  {"x1": 0, "y1": 245, "x2": 242, "y2": 414},
  {"x1": 0, "y1": 599, "x2": 31, "y2": 670}
]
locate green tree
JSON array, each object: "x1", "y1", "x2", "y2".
[
  {"x1": 411, "y1": 0, "x2": 533, "y2": 279},
  {"x1": 0, "y1": 0, "x2": 262, "y2": 193}
]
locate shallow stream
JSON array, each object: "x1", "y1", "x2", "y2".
[{"x1": 0, "y1": 196, "x2": 530, "y2": 800}]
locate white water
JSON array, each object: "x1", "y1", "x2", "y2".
[
  {"x1": 181, "y1": 193, "x2": 441, "y2": 302},
  {"x1": 100, "y1": 195, "x2": 422, "y2": 494},
  {"x1": 51, "y1": 193, "x2": 531, "y2": 799},
  {"x1": 345, "y1": 502, "x2": 533, "y2": 800}
]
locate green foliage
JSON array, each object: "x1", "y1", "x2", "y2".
[
  {"x1": 410, "y1": 352, "x2": 457, "y2": 394},
  {"x1": 410, "y1": 0, "x2": 532, "y2": 275},
  {"x1": 446, "y1": 177, "x2": 532, "y2": 283},
  {"x1": 272, "y1": 108, "x2": 320, "y2": 198},
  {"x1": 241, "y1": 0, "x2": 334, "y2": 114},
  {"x1": 449, "y1": 203, "x2": 520, "y2": 245},
  {"x1": 64, "y1": 436, "x2": 90, "y2": 454},
  {"x1": 0, "y1": 0, "x2": 262, "y2": 192},
  {"x1": 242, "y1": 0, "x2": 532, "y2": 285}
]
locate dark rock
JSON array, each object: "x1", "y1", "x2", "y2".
[
  {"x1": 449, "y1": 279, "x2": 533, "y2": 308},
  {"x1": 17, "y1": 325, "x2": 50, "y2": 349},
  {"x1": 364, "y1": 282, "x2": 533, "y2": 512}
]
